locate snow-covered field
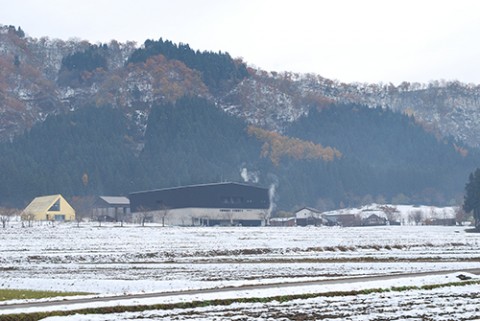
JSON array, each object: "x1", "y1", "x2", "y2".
[
  {"x1": 1, "y1": 223, "x2": 480, "y2": 319},
  {"x1": 41, "y1": 281, "x2": 480, "y2": 321}
]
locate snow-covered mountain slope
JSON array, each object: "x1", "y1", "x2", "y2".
[
  {"x1": 2, "y1": 24, "x2": 480, "y2": 148},
  {"x1": 220, "y1": 70, "x2": 480, "y2": 147}
]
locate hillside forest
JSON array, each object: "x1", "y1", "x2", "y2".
[
  {"x1": 0, "y1": 25, "x2": 478, "y2": 211},
  {"x1": 0, "y1": 96, "x2": 476, "y2": 211}
]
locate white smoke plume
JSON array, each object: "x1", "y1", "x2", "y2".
[
  {"x1": 240, "y1": 168, "x2": 259, "y2": 183},
  {"x1": 267, "y1": 183, "x2": 276, "y2": 219},
  {"x1": 266, "y1": 174, "x2": 279, "y2": 219}
]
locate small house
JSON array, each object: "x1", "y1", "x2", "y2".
[
  {"x1": 295, "y1": 207, "x2": 327, "y2": 226},
  {"x1": 361, "y1": 213, "x2": 387, "y2": 226},
  {"x1": 23, "y1": 194, "x2": 75, "y2": 222}
]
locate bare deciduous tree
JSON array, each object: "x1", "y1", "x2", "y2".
[
  {"x1": 21, "y1": 211, "x2": 35, "y2": 227},
  {"x1": 0, "y1": 207, "x2": 17, "y2": 228},
  {"x1": 454, "y1": 206, "x2": 470, "y2": 226},
  {"x1": 408, "y1": 210, "x2": 424, "y2": 225},
  {"x1": 117, "y1": 207, "x2": 126, "y2": 227},
  {"x1": 380, "y1": 205, "x2": 399, "y2": 224},
  {"x1": 96, "y1": 213, "x2": 106, "y2": 227},
  {"x1": 157, "y1": 205, "x2": 170, "y2": 227},
  {"x1": 259, "y1": 209, "x2": 269, "y2": 226},
  {"x1": 136, "y1": 206, "x2": 151, "y2": 227}
]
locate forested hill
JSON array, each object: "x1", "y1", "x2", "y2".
[
  {"x1": 1, "y1": 24, "x2": 480, "y2": 210},
  {"x1": 284, "y1": 104, "x2": 475, "y2": 208},
  {"x1": 0, "y1": 97, "x2": 475, "y2": 210},
  {"x1": 127, "y1": 38, "x2": 249, "y2": 94}
]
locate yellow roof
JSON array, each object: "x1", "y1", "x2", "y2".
[{"x1": 23, "y1": 194, "x2": 62, "y2": 214}]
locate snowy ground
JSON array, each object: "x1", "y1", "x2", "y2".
[
  {"x1": 39, "y1": 280, "x2": 480, "y2": 321},
  {"x1": 1, "y1": 223, "x2": 480, "y2": 319}
]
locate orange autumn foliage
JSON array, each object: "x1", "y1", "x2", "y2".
[{"x1": 247, "y1": 126, "x2": 341, "y2": 166}]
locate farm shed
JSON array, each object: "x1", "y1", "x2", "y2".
[
  {"x1": 295, "y1": 207, "x2": 327, "y2": 226},
  {"x1": 361, "y1": 213, "x2": 387, "y2": 226},
  {"x1": 23, "y1": 194, "x2": 75, "y2": 222},
  {"x1": 92, "y1": 196, "x2": 130, "y2": 222},
  {"x1": 129, "y1": 182, "x2": 270, "y2": 226}
]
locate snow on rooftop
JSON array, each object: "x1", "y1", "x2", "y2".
[{"x1": 99, "y1": 196, "x2": 130, "y2": 205}]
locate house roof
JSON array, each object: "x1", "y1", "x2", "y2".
[
  {"x1": 99, "y1": 196, "x2": 130, "y2": 206},
  {"x1": 23, "y1": 194, "x2": 62, "y2": 213},
  {"x1": 295, "y1": 207, "x2": 322, "y2": 214}
]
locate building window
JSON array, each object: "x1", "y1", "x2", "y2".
[{"x1": 49, "y1": 200, "x2": 60, "y2": 212}]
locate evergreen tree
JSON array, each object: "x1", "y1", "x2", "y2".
[
  {"x1": 463, "y1": 168, "x2": 480, "y2": 229},
  {"x1": 127, "y1": 38, "x2": 249, "y2": 94},
  {"x1": 58, "y1": 44, "x2": 109, "y2": 87}
]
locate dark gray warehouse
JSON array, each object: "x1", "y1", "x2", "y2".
[{"x1": 129, "y1": 182, "x2": 270, "y2": 226}]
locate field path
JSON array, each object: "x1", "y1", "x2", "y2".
[{"x1": 1, "y1": 268, "x2": 479, "y2": 314}]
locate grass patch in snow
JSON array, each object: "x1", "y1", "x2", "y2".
[
  {"x1": 2, "y1": 279, "x2": 479, "y2": 320},
  {"x1": 0, "y1": 289, "x2": 88, "y2": 301}
]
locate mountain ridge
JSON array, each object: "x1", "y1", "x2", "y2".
[{"x1": 2, "y1": 24, "x2": 480, "y2": 149}]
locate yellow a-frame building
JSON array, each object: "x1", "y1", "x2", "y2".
[{"x1": 23, "y1": 194, "x2": 76, "y2": 221}]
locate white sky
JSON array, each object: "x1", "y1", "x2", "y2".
[{"x1": 1, "y1": 0, "x2": 480, "y2": 85}]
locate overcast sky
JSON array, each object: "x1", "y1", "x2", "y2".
[{"x1": 1, "y1": 0, "x2": 480, "y2": 85}]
